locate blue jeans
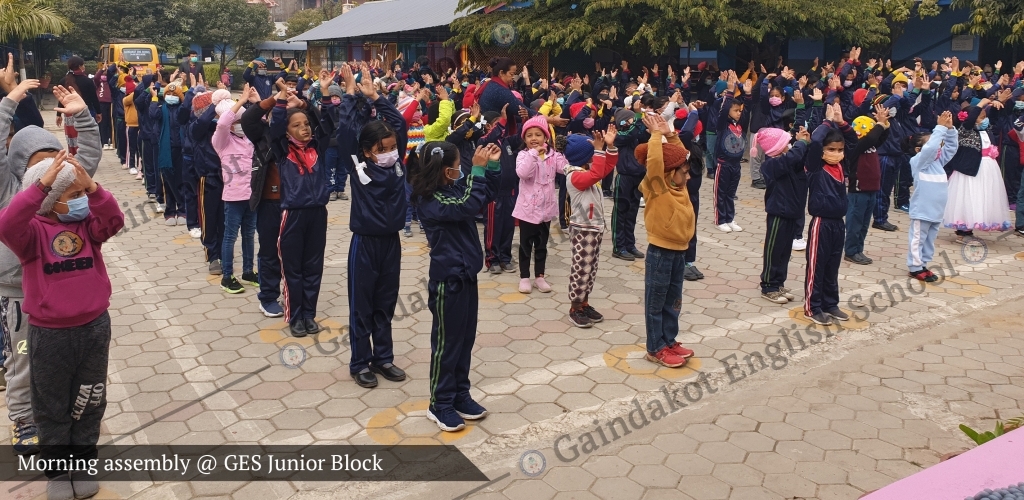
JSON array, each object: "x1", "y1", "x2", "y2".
[
  {"x1": 645, "y1": 244, "x2": 687, "y2": 354},
  {"x1": 222, "y1": 200, "x2": 256, "y2": 277},
  {"x1": 325, "y1": 146, "x2": 348, "y2": 193},
  {"x1": 845, "y1": 191, "x2": 875, "y2": 256}
]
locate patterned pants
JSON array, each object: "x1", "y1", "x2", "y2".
[{"x1": 568, "y1": 227, "x2": 603, "y2": 304}]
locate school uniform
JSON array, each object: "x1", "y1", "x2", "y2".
[
  {"x1": 804, "y1": 121, "x2": 856, "y2": 317},
  {"x1": 134, "y1": 80, "x2": 163, "y2": 202},
  {"x1": 419, "y1": 162, "x2": 500, "y2": 414},
  {"x1": 269, "y1": 100, "x2": 330, "y2": 324},
  {"x1": 612, "y1": 122, "x2": 650, "y2": 254},
  {"x1": 241, "y1": 96, "x2": 284, "y2": 308},
  {"x1": 179, "y1": 90, "x2": 200, "y2": 230},
  {"x1": 760, "y1": 140, "x2": 809, "y2": 293},
  {"x1": 336, "y1": 94, "x2": 409, "y2": 374},
  {"x1": 479, "y1": 123, "x2": 520, "y2": 268},
  {"x1": 909, "y1": 125, "x2": 959, "y2": 271},
  {"x1": 191, "y1": 105, "x2": 224, "y2": 264},
  {"x1": 714, "y1": 93, "x2": 751, "y2": 225},
  {"x1": 874, "y1": 93, "x2": 915, "y2": 225}
]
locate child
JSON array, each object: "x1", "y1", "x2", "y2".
[
  {"x1": 161, "y1": 81, "x2": 187, "y2": 225},
  {"x1": 211, "y1": 86, "x2": 258, "y2": 293},
  {"x1": 135, "y1": 77, "x2": 164, "y2": 209},
  {"x1": 844, "y1": 107, "x2": 890, "y2": 266},
  {"x1": 943, "y1": 102, "x2": 1012, "y2": 240},
  {"x1": 636, "y1": 114, "x2": 696, "y2": 368},
  {"x1": 189, "y1": 90, "x2": 226, "y2": 274},
  {"x1": 513, "y1": 115, "x2": 566, "y2": 293},
  {"x1": 123, "y1": 82, "x2": 140, "y2": 177},
  {"x1": 0, "y1": 152, "x2": 124, "y2": 500},
  {"x1": 714, "y1": 72, "x2": 753, "y2": 232},
  {"x1": 804, "y1": 103, "x2": 857, "y2": 326},
  {"x1": 338, "y1": 69, "x2": 410, "y2": 389},
  {"x1": 479, "y1": 105, "x2": 523, "y2": 277},
  {"x1": 400, "y1": 93, "x2": 425, "y2": 237},
  {"x1": 757, "y1": 126, "x2": 810, "y2": 305},
  {"x1": 410, "y1": 141, "x2": 501, "y2": 431},
  {"x1": 611, "y1": 107, "x2": 650, "y2": 262},
  {"x1": 269, "y1": 85, "x2": 330, "y2": 337},
  {"x1": 907, "y1": 111, "x2": 958, "y2": 281},
  {"x1": 564, "y1": 128, "x2": 617, "y2": 328}
]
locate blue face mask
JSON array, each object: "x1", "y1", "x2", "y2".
[
  {"x1": 1015, "y1": 101, "x2": 1024, "y2": 110},
  {"x1": 556, "y1": 97, "x2": 564, "y2": 106},
  {"x1": 446, "y1": 166, "x2": 464, "y2": 181},
  {"x1": 56, "y1": 195, "x2": 90, "y2": 222},
  {"x1": 164, "y1": 96, "x2": 180, "y2": 105},
  {"x1": 978, "y1": 118, "x2": 990, "y2": 130}
]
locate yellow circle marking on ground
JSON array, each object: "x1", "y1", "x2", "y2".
[
  {"x1": 366, "y1": 399, "x2": 476, "y2": 445},
  {"x1": 787, "y1": 307, "x2": 868, "y2": 330},
  {"x1": 171, "y1": 233, "x2": 200, "y2": 246},
  {"x1": 603, "y1": 344, "x2": 703, "y2": 380},
  {"x1": 1016, "y1": 251, "x2": 1024, "y2": 261},
  {"x1": 497, "y1": 292, "x2": 529, "y2": 303},
  {"x1": 945, "y1": 276, "x2": 978, "y2": 286},
  {"x1": 258, "y1": 318, "x2": 346, "y2": 348}
]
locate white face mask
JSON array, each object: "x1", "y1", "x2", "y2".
[
  {"x1": 374, "y1": 149, "x2": 400, "y2": 166},
  {"x1": 231, "y1": 123, "x2": 244, "y2": 137},
  {"x1": 888, "y1": 107, "x2": 898, "y2": 118},
  {"x1": 119, "y1": 87, "x2": 126, "y2": 94}
]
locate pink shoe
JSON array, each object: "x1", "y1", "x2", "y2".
[
  {"x1": 535, "y1": 276, "x2": 552, "y2": 293},
  {"x1": 135, "y1": 173, "x2": 143, "y2": 180},
  {"x1": 519, "y1": 278, "x2": 532, "y2": 294}
]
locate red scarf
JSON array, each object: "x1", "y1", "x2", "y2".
[{"x1": 287, "y1": 138, "x2": 318, "y2": 175}]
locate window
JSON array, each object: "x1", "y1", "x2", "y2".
[{"x1": 121, "y1": 48, "x2": 153, "y2": 63}]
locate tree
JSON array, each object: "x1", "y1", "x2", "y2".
[
  {"x1": 451, "y1": 0, "x2": 890, "y2": 60},
  {"x1": 182, "y1": 0, "x2": 275, "y2": 70},
  {"x1": 877, "y1": 0, "x2": 941, "y2": 59},
  {"x1": 951, "y1": 0, "x2": 1024, "y2": 45},
  {"x1": 57, "y1": 0, "x2": 189, "y2": 58},
  {"x1": 285, "y1": 8, "x2": 324, "y2": 39},
  {"x1": 0, "y1": 0, "x2": 71, "y2": 73}
]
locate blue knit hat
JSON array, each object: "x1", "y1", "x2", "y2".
[
  {"x1": 714, "y1": 80, "x2": 728, "y2": 96},
  {"x1": 564, "y1": 134, "x2": 594, "y2": 166}
]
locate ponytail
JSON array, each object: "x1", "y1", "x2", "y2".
[{"x1": 408, "y1": 141, "x2": 458, "y2": 205}]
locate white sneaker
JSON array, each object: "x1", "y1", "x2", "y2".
[
  {"x1": 792, "y1": 238, "x2": 807, "y2": 252},
  {"x1": 129, "y1": 167, "x2": 138, "y2": 175},
  {"x1": 639, "y1": 197, "x2": 646, "y2": 208},
  {"x1": 164, "y1": 217, "x2": 175, "y2": 226},
  {"x1": 155, "y1": 204, "x2": 165, "y2": 214},
  {"x1": 727, "y1": 222, "x2": 743, "y2": 232},
  {"x1": 189, "y1": 228, "x2": 202, "y2": 238},
  {"x1": 717, "y1": 223, "x2": 732, "y2": 233}
]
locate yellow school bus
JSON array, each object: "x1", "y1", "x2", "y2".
[{"x1": 99, "y1": 40, "x2": 161, "y2": 74}]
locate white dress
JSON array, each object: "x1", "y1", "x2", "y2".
[{"x1": 943, "y1": 131, "x2": 1012, "y2": 232}]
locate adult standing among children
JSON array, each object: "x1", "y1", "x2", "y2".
[{"x1": 179, "y1": 50, "x2": 205, "y2": 80}]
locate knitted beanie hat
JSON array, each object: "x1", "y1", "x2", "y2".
[
  {"x1": 215, "y1": 99, "x2": 235, "y2": 117},
  {"x1": 521, "y1": 115, "x2": 550, "y2": 141},
  {"x1": 211, "y1": 89, "x2": 232, "y2": 105},
  {"x1": 328, "y1": 84, "x2": 344, "y2": 97},
  {"x1": 192, "y1": 92, "x2": 213, "y2": 117},
  {"x1": 20, "y1": 157, "x2": 78, "y2": 216},
  {"x1": 853, "y1": 88, "x2": 869, "y2": 107},
  {"x1": 635, "y1": 142, "x2": 689, "y2": 173},
  {"x1": 852, "y1": 116, "x2": 876, "y2": 139},
  {"x1": 714, "y1": 80, "x2": 728, "y2": 96},
  {"x1": 614, "y1": 109, "x2": 635, "y2": 127},
  {"x1": 564, "y1": 134, "x2": 594, "y2": 166},
  {"x1": 752, "y1": 128, "x2": 792, "y2": 159}
]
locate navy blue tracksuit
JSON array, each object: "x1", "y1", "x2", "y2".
[
  {"x1": 135, "y1": 85, "x2": 163, "y2": 202},
  {"x1": 420, "y1": 165, "x2": 500, "y2": 412},
  {"x1": 760, "y1": 141, "x2": 809, "y2": 293},
  {"x1": 269, "y1": 101, "x2": 331, "y2": 324},
  {"x1": 336, "y1": 93, "x2": 409, "y2": 374},
  {"x1": 612, "y1": 123, "x2": 650, "y2": 253},
  {"x1": 479, "y1": 124, "x2": 520, "y2": 268},
  {"x1": 714, "y1": 93, "x2": 751, "y2": 224},
  {"x1": 179, "y1": 90, "x2": 199, "y2": 230},
  {"x1": 804, "y1": 122, "x2": 855, "y2": 316},
  {"x1": 190, "y1": 105, "x2": 223, "y2": 264}
]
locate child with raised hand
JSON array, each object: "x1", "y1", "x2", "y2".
[
  {"x1": 714, "y1": 71, "x2": 753, "y2": 232},
  {"x1": 410, "y1": 142, "x2": 501, "y2": 432},
  {"x1": 804, "y1": 103, "x2": 857, "y2": 326},
  {"x1": 843, "y1": 105, "x2": 891, "y2": 267},
  {"x1": 636, "y1": 114, "x2": 696, "y2": 368},
  {"x1": 269, "y1": 84, "x2": 330, "y2": 337},
  {"x1": 907, "y1": 111, "x2": 958, "y2": 282},
  {"x1": 478, "y1": 102, "x2": 524, "y2": 278},
  {"x1": 513, "y1": 114, "x2": 566, "y2": 293},
  {"x1": 0, "y1": 151, "x2": 124, "y2": 500},
  {"x1": 212, "y1": 84, "x2": 258, "y2": 294},
  {"x1": 336, "y1": 67, "x2": 410, "y2": 389},
  {"x1": 564, "y1": 126, "x2": 618, "y2": 329},
  {"x1": 757, "y1": 125, "x2": 810, "y2": 305}
]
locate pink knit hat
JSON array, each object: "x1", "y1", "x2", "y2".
[
  {"x1": 512, "y1": 90, "x2": 523, "y2": 102},
  {"x1": 752, "y1": 128, "x2": 791, "y2": 159},
  {"x1": 521, "y1": 115, "x2": 550, "y2": 140}
]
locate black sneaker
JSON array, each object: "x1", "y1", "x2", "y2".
[
  {"x1": 628, "y1": 248, "x2": 645, "y2": 259},
  {"x1": 569, "y1": 309, "x2": 593, "y2": 328},
  {"x1": 1015, "y1": 227, "x2": 1024, "y2": 237},
  {"x1": 751, "y1": 179, "x2": 766, "y2": 189},
  {"x1": 501, "y1": 262, "x2": 517, "y2": 273},
  {"x1": 844, "y1": 253, "x2": 873, "y2": 265},
  {"x1": 581, "y1": 304, "x2": 604, "y2": 323},
  {"x1": 488, "y1": 264, "x2": 502, "y2": 274},
  {"x1": 240, "y1": 271, "x2": 259, "y2": 286},
  {"x1": 221, "y1": 276, "x2": 244, "y2": 294},
  {"x1": 612, "y1": 250, "x2": 636, "y2": 261},
  {"x1": 909, "y1": 269, "x2": 938, "y2": 283},
  {"x1": 825, "y1": 308, "x2": 850, "y2": 321},
  {"x1": 684, "y1": 266, "x2": 700, "y2": 281},
  {"x1": 690, "y1": 266, "x2": 705, "y2": 279},
  {"x1": 804, "y1": 312, "x2": 833, "y2": 326},
  {"x1": 304, "y1": 318, "x2": 321, "y2": 334},
  {"x1": 872, "y1": 221, "x2": 898, "y2": 232}
]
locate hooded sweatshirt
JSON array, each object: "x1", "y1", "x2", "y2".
[{"x1": 0, "y1": 103, "x2": 101, "y2": 299}]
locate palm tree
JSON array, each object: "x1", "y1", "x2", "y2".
[{"x1": 0, "y1": 0, "x2": 71, "y2": 78}]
